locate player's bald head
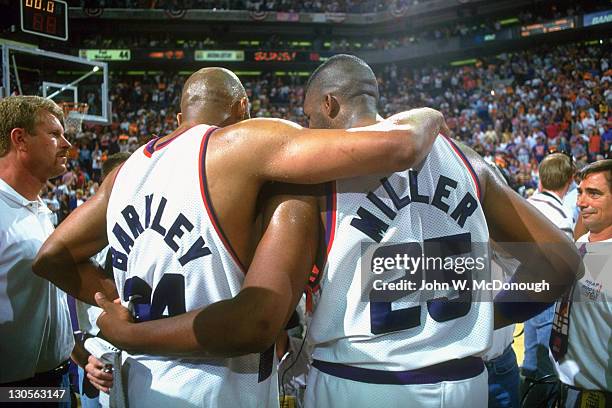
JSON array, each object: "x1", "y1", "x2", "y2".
[
  {"x1": 180, "y1": 67, "x2": 249, "y2": 127},
  {"x1": 304, "y1": 54, "x2": 379, "y2": 129}
]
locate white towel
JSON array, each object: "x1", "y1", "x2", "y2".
[{"x1": 84, "y1": 337, "x2": 128, "y2": 408}]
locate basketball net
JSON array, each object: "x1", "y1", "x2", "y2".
[{"x1": 60, "y1": 102, "x2": 89, "y2": 136}]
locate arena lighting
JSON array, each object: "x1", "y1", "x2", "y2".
[
  {"x1": 499, "y1": 17, "x2": 520, "y2": 26},
  {"x1": 46, "y1": 65, "x2": 102, "y2": 100},
  {"x1": 274, "y1": 71, "x2": 311, "y2": 77},
  {"x1": 126, "y1": 70, "x2": 162, "y2": 75},
  {"x1": 450, "y1": 58, "x2": 477, "y2": 67},
  {"x1": 234, "y1": 70, "x2": 262, "y2": 76}
]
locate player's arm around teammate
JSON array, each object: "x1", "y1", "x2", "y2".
[
  {"x1": 220, "y1": 107, "x2": 447, "y2": 185},
  {"x1": 456, "y1": 144, "x2": 583, "y2": 328},
  {"x1": 33, "y1": 107, "x2": 445, "y2": 305},
  {"x1": 96, "y1": 185, "x2": 320, "y2": 356}
]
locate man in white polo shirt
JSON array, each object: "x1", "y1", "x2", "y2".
[
  {"x1": 0, "y1": 96, "x2": 74, "y2": 401},
  {"x1": 550, "y1": 159, "x2": 612, "y2": 407},
  {"x1": 528, "y1": 152, "x2": 575, "y2": 237},
  {"x1": 523, "y1": 152, "x2": 576, "y2": 405}
]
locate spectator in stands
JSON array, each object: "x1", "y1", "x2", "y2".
[
  {"x1": 522, "y1": 152, "x2": 575, "y2": 406},
  {"x1": 603, "y1": 121, "x2": 612, "y2": 157},
  {"x1": 37, "y1": 41, "x2": 610, "y2": 221}
]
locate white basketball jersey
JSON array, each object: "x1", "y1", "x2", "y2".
[
  {"x1": 107, "y1": 124, "x2": 278, "y2": 407},
  {"x1": 308, "y1": 136, "x2": 492, "y2": 370}
]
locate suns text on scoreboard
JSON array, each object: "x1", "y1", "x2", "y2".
[
  {"x1": 147, "y1": 50, "x2": 185, "y2": 60},
  {"x1": 195, "y1": 50, "x2": 245, "y2": 62},
  {"x1": 20, "y1": 0, "x2": 68, "y2": 41},
  {"x1": 79, "y1": 49, "x2": 131, "y2": 61},
  {"x1": 249, "y1": 51, "x2": 326, "y2": 63}
]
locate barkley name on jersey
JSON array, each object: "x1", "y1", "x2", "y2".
[{"x1": 109, "y1": 193, "x2": 212, "y2": 272}]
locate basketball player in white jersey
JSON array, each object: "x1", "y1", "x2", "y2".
[
  {"x1": 34, "y1": 68, "x2": 446, "y2": 407},
  {"x1": 297, "y1": 55, "x2": 581, "y2": 407},
  {"x1": 87, "y1": 57, "x2": 582, "y2": 408},
  {"x1": 550, "y1": 159, "x2": 612, "y2": 407}
]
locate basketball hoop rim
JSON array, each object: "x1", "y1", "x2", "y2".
[
  {"x1": 59, "y1": 101, "x2": 89, "y2": 115},
  {"x1": 59, "y1": 102, "x2": 89, "y2": 135}
]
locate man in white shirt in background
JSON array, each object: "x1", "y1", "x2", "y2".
[
  {"x1": 551, "y1": 159, "x2": 612, "y2": 407},
  {"x1": 528, "y1": 153, "x2": 575, "y2": 237},
  {"x1": 522, "y1": 152, "x2": 575, "y2": 406},
  {"x1": 43, "y1": 190, "x2": 61, "y2": 227},
  {"x1": 0, "y1": 96, "x2": 74, "y2": 406}
]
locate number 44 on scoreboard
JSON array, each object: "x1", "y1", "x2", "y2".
[{"x1": 20, "y1": 0, "x2": 69, "y2": 41}]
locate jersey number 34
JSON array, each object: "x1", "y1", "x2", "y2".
[{"x1": 122, "y1": 274, "x2": 186, "y2": 322}]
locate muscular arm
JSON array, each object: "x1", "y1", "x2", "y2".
[
  {"x1": 458, "y1": 145, "x2": 582, "y2": 328},
  {"x1": 32, "y1": 168, "x2": 119, "y2": 305},
  {"x1": 96, "y1": 190, "x2": 319, "y2": 357},
  {"x1": 227, "y1": 108, "x2": 445, "y2": 184}
]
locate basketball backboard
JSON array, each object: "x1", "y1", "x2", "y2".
[{"x1": 1, "y1": 43, "x2": 109, "y2": 125}]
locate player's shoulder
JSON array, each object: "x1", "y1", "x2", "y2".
[
  {"x1": 217, "y1": 117, "x2": 301, "y2": 139},
  {"x1": 210, "y1": 119, "x2": 304, "y2": 164},
  {"x1": 449, "y1": 141, "x2": 486, "y2": 171},
  {"x1": 445, "y1": 139, "x2": 494, "y2": 198}
]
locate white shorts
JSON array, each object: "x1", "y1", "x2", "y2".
[{"x1": 305, "y1": 362, "x2": 488, "y2": 408}]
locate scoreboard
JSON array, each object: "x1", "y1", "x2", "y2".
[
  {"x1": 20, "y1": 0, "x2": 68, "y2": 41},
  {"x1": 520, "y1": 18, "x2": 574, "y2": 37}
]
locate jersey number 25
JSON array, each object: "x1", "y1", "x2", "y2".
[{"x1": 370, "y1": 233, "x2": 473, "y2": 335}]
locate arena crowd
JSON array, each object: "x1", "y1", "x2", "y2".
[{"x1": 40, "y1": 42, "x2": 611, "y2": 224}]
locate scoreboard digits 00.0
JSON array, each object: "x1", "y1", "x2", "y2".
[{"x1": 20, "y1": 0, "x2": 69, "y2": 41}]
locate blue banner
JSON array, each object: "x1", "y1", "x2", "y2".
[{"x1": 583, "y1": 10, "x2": 612, "y2": 27}]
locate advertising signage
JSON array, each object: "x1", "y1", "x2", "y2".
[
  {"x1": 521, "y1": 18, "x2": 574, "y2": 37},
  {"x1": 583, "y1": 10, "x2": 612, "y2": 27},
  {"x1": 79, "y1": 49, "x2": 131, "y2": 61},
  {"x1": 195, "y1": 50, "x2": 245, "y2": 61}
]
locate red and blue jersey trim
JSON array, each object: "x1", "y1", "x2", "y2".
[
  {"x1": 442, "y1": 135, "x2": 481, "y2": 201},
  {"x1": 143, "y1": 137, "x2": 158, "y2": 157},
  {"x1": 143, "y1": 125, "x2": 196, "y2": 158},
  {"x1": 198, "y1": 126, "x2": 247, "y2": 275},
  {"x1": 312, "y1": 356, "x2": 484, "y2": 385},
  {"x1": 306, "y1": 181, "x2": 336, "y2": 313},
  {"x1": 324, "y1": 181, "x2": 337, "y2": 256}
]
